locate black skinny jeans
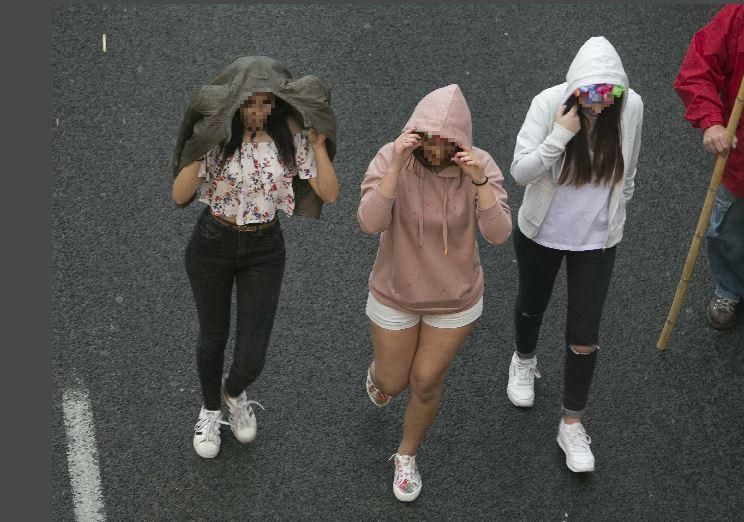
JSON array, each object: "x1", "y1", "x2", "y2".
[
  {"x1": 513, "y1": 225, "x2": 616, "y2": 418},
  {"x1": 185, "y1": 207, "x2": 286, "y2": 410}
]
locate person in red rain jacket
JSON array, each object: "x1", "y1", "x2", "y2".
[{"x1": 674, "y1": 4, "x2": 744, "y2": 330}]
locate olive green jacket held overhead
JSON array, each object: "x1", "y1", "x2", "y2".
[{"x1": 171, "y1": 56, "x2": 337, "y2": 217}]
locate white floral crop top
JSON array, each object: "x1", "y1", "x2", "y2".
[{"x1": 197, "y1": 130, "x2": 317, "y2": 225}]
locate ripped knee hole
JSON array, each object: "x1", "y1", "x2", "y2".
[{"x1": 569, "y1": 344, "x2": 598, "y2": 355}]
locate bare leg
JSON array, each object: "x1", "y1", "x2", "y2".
[
  {"x1": 369, "y1": 320, "x2": 420, "y2": 396},
  {"x1": 398, "y1": 322, "x2": 474, "y2": 455}
]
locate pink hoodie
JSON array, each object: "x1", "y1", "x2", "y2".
[{"x1": 357, "y1": 84, "x2": 512, "y2": 315}]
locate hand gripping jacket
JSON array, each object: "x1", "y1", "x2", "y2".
[{"x1": 171, "y1": 56, "x2": 337, "y2": 216}]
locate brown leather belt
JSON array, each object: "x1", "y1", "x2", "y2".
[{"x1": 209, "y1": 210, "x2": 277, "y2": 232}]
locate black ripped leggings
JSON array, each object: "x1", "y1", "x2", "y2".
[{"x1": 513, "y1": 225, "x2": 616, "y2": 418}]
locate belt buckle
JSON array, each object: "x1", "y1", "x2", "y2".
[{"x1": 234, "y1": 217, "x2": 275, "y2": 232}]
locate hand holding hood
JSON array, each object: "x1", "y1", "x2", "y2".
[
  {"x1": 510, "y1": 36, "x2": 644, "y2": 250},
  {"x1": 171, "y1": 56, "x2": 336, "y2": 217},
  {"x1": 404, "y1": 84, "x2": 473, "y2": 149},
  {"x1": 357, "y1": 84, "x2": 512, "y2": 314}
]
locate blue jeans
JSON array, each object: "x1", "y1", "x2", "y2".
[{"x1": 707, "y1": 184, "x2": 744, "y2": 303}]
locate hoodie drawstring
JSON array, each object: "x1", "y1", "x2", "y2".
[
  {"x1": 418, "y1": 174, "x2": 424, "y2": 248},
  {"x1": 417, "y1": 172, "x2": 450, "y2": 255},
  {"x1": 443, "y1": 177, "x2": 449, "y2": 255}
]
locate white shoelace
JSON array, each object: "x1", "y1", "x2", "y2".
[
  {"x1": 388, "y1": 454, "x2": 420, "y2": 488},
  {"x1": 194, "y1": 412, "x2": 229, "y2": 442},
  {"x1": 230, "y1": 395, "x2": 265, "y2": 428},
  {"x1": 514, "y1": 359, "x2": 541, "y2": 385},
  {"x1": 565, "y1": 425, "x2": 592, "y2": 452}
]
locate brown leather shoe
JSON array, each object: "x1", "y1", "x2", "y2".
[{"x1": 706, "y1": 295, "x2": 738, "y2": 330}]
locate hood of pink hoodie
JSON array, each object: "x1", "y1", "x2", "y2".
[
  {"x1": 404, "y1": 84, "x2": 473, "y2": 148},
  {"x1": 402, "y1": 84, "x2": 473, "y2": 255}
]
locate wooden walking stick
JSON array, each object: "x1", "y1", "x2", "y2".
[{"x1": 657, "y1": 74, "x2": 744, "y2": 350}]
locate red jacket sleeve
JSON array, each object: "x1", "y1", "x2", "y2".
[{"x1": 673, "y1": 5, "x2": 740, "y2": 130}]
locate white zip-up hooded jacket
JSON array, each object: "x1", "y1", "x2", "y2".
[{"x1": 510, "y1": 36, "x2": 644, "y2": 249}]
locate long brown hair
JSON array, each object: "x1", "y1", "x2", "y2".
[{"x1": 558, "y1": 93, "x2": 625, "y2": 186}]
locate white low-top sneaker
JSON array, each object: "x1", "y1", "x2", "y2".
[
  {"x1": 507, "y1": 351, "x2": 541, "y2": 407},
  {"x1": 389, "y1": 453, "x2": 422, "y2": 502},
  {"x1": 193, "y1": 406, "x2": 227, "y2": 459},
  {"x1": 557, "y1": 420, "x2": 595, "y2": 472},
  {"x1": 224, "y1": 390, "x2": 265, "y2": 444}
]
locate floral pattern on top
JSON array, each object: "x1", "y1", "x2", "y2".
[
  {"x1": 393, "y1": 454, "x2": 421, "y2": 495},
  {"x1": 197, "y1": 130, "x2": 317, "y2": 225}
]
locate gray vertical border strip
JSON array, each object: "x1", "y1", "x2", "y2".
[{"x1": 14, "y1": 0, "x2": 52, "y2": 521}]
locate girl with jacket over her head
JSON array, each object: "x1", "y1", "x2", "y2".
[
  {"x1": 171, "y1": 57, "x2": 339, "y2": 459},
  {"x1": 508, "y1": 37, "x2": 643, "y2": 473},
  {"x1": 357, "y1": 84, "x2": 512, "y2": 502}
]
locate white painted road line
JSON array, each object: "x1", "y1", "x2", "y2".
[{"x1": 62, "y1": 387, "x2": 106, "y2": 522}]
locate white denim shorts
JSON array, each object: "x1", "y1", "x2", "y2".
[{"x1": 365, "y1": 292, "x2": 483, "y2": 330}]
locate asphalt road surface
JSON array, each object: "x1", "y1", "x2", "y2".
[{"x1": 52, "y1": 4, "x2": 743, "y2": 520}]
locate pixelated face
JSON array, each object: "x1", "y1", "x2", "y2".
[
  {"x1": 418, "y1": 132, "x2": 457, "y2": 166},
  {"x1": 240, "y1": 92, "x2": 275, "y2": 125},
  {"x1": 576, "y1": 84, "x2": 619, "y2": 115},
  {"x1": 578, "y1": 96, "x2": 614, "y2": 115}
]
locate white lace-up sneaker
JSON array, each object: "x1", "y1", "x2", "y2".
[
  {"x1": 557, "y1": 420, "x2": 595, "y2": 472},
  {"x1": 223, "y1": 389, "x2": 265, "y2": 444},
  {"x1": 389, "y1": 453, "x2": 422, "y2": 502},
  {"x1": 193, "y1": 406, "x2": 227, "y2": 459},
  {"x1": 507, "y1": 351, "x2": 541, "y2": 407}
]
